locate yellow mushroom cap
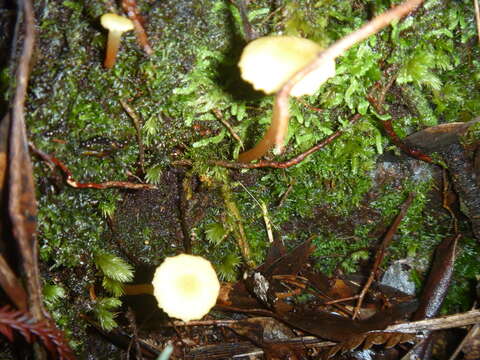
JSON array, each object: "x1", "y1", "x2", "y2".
[
  {"x1": 152, "y1": 254, "x2": 220, "y2": 322},
  {"x1": 238, "y1": 36, "x2": 335, "y2": 97},
  {"x1": 100, "y1": 13, "x2": 134, "y2": 33}
]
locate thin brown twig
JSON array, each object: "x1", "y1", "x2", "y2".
[
  {"x1": 377, "y1": 67, "x2": 399, "y2": 106},
  {"x1": 239, "y1": 0, "x2": 425, "y2": 162},
  {"x1": 232, "y1": 0, "x2": 258, "y2": 41},
  {"x1": 296, "y1": 98, "x2": 323, "y2": 113},
  {"x1": 367, "y1": 94, "x2": 433, "y2": 163},
  {"x1": 212, "y1": 109, "x2": 244, "y2": 149},
  {"x1": 352, "y1": 193, "x2": 415, "y2": 319},
  {"x1": 441, "y1": 168, "x2": 459, "y2": 234},
  {"x1": 121, "y1": 0, "x2": 153, "y2": 55},
  {"x1": 120, "y1": 99, "x2": 145, "y2": 173},
  {"x1": 29, "y1": 142, "x2": 156, "y2": 190},
  {"x1": 386, "y1": 309, "x2": 480, "y2": 333},
  {"x1": 276, "y1": 181, "x2": 294, "y2": 208},
  {"x1": 214, "y1": 114, "x2": 360, "y2": 169},
  {"x1": 325, "y1": 295, "x2": 359, "y2": 305},
  {"x1": 448, "y1": 323, "x2": 479, "y2": 360},
  {"x1": 171, "y1": 309, "x2": 480, "y2": 335}
]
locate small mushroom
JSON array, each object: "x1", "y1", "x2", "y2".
[
  {"x1": 238, "y1": 36, "x2": 335, "y2": 97},
  {"x1": 100, "y1": 13, "x2": 134, "y2": 69},
  {"x1": 152, "y1": 254, "x2": 220, "y2": 322},
  {"x1": 237, "y1": 36, "x2": 336, "y2": 162}
]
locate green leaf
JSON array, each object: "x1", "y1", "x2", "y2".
[
  {"x1": 344, "y1": 80, "x2": 359, "y2": 110},
  {"x1": 102, "y1": 277, "x2": 125, "y2": 297},
  {"x1": 191, "y1": 130, "x2": 226, "y2": 148},
  {"x1": 43, "y1": 283, "x2": 66, "y2": 304},
  {"x1": 94, "y1": 297, "x2": 122, "y2": 331},
  {"x1": 95, "y1": 252, "x2": 134, "y2": 283},
  {"x1": 357, "y1": 100, "x2": 369, "y2": 115},
  {"x1": 145, "y1": 164, "x2": 163, "y2": 185},
  {"x1": 374, "y1": 130, "x2": 384, "y2": 155},
  {"x1": 205, "y1": 222, "x2": 228, "y2": 245},
  {"x1": 397, "y1": 51, "x2": 442, "y2": 90}
]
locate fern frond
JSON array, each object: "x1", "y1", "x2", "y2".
[{"x1": 0, "y1": 306, "x2": 74, "y2": 359}]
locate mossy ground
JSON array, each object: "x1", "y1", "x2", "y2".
[{"x1": 3, "y1": 0, "x2": 479, "y2": 355}]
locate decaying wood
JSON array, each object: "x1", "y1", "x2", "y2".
[{"x1": 455, "y1": 324, "x2": 480, "y2": 360}]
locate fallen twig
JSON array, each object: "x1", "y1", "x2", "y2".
[
  {"x1": 386, "y1": 309, "x2": 480, "y2": 333},
  {"x1": 353, "y1": 193, "x2": 415, "y2": 318},
  {"x1": 367, "y1": 95, "x2": 433, "y2": 163},
  {"x1": 214, "y1": 114, "x2": 360, "y2": 169},
  {"x1": 232, "y1": 0, "x2": 258, "y2": 42},
  {"x1": 29, "y1": 142, "x2": 156, "y2": 190},
  {"x1": 221, "y1": 183, "x2": 254, "y2": 267},
  {"x1": 213, "y1": 109, "x2": 244, "y2": 149},
  {"x1": 120, "y1": 99, "x2": 145, "y2": 173},
  {"x1": 121, "y1": 0, "x2": 153, "y2": 55},
  {"x1": 448, "y1": 323, "x2": 479, "y2": 360}
]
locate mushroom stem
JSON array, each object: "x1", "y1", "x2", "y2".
[
  {"x1": 104, "y1": 30, "x2": 122, "y2": 69},
  {"x1": 238, "y1": 96, "x2": 288, "y2": 162},
  {"x1": 123, "y1": 283, "x2": 154, "y2": 296}
]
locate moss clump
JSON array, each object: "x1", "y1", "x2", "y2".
[{"x1": 17, "y1": 0, "x2": 480, "y2": 353}]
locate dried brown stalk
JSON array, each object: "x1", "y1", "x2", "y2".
[
  {"x1": 121, "y1": 0, "x2": 153, "y2": 55},
  {"x1": 213, "y1": 109, "x2": 244, "y2": 149},
  {"x1": 120, "y1": 99, "x2": 145, "y2": 173}
]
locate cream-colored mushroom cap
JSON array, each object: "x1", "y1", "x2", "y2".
[
  {"x1": 152, "y1": 254, "x2": 220, "y2": 322},
  {"x1": 100, "y1": 13, "x2": 134, "y2": 32},
  {"x1": 238, "y1": 36, "x2": 335, "y2": 97}
]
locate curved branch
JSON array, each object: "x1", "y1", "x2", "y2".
[{"x1": 216, "y1": 114, "x2": 360, "y2": 169}]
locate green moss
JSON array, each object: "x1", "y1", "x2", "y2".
[{"x1": 23, "y1": 0, "x2": 480, "y2": 352}]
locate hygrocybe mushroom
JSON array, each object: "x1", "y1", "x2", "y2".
[
  {"x1": 152, "y1": 254, "x2": 220, "y2": 322},
  {"x1": 100, "y1": 13, "x2": 134, "y2": 69},
  {"x1": 238, "y1": 36, "x2": 335, "y2": 97}
]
